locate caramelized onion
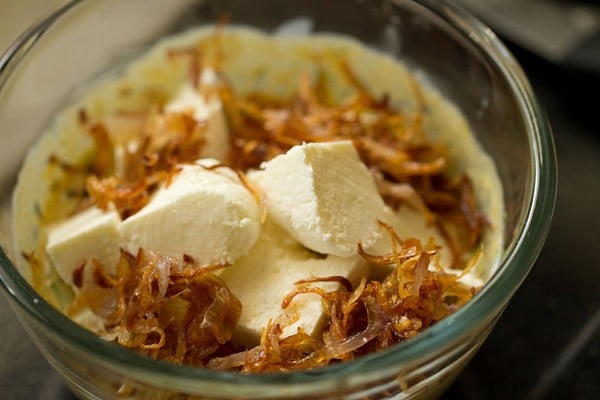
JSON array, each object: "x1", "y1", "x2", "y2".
[
  {"x1": 207, "y1": 350, "x2": 248, "y2": 371},
  {"x1": 324, "y1": 297, "x2": 387, "y2": 358}
]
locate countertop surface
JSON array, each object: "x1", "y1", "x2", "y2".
[{"x1": 1, "y1": 3, "x2": 599, "y2": 400}]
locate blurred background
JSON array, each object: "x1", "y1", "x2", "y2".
[{"x1": 1, "y1": 1, "x2": 598, "y2": 399}]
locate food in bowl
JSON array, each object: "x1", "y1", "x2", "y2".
[{"x1": 12, "y1": 26, "x2": 504, "y2": 372}]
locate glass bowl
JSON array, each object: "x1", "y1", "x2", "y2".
[{"x1": 0, "y1": 0, "x2": 556, "y2": 399}]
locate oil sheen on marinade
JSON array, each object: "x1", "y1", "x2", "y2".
[{"x1": 12, "y1": 27, "x2": 504, "y2": 368}]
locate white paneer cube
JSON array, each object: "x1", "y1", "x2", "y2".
[
  {"x1": 219, "y1": 219, "x2": 369, "y2": 346},
  {"x1": 249, "y1": 141, "x2": 386, "y2": 257},
  {"x1": 165, "y1": 69, "x2": 229, "y2": 162},
  {"x1": 118, "y1": 160, "x2": 261, "y2": 266},
  {"x1": 46, "y1": 206, "x2": 121, "y2": 287}
]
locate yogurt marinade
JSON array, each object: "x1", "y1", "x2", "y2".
[{"x1": 12, "y1": 27, "x2": 504, "y2": 370}]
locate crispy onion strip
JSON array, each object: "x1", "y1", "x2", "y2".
[{"x1": 324, "y1": 297, "x2": 387, "y2": 358}]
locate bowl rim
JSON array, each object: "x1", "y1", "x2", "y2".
[{"x1": 0, "y1": 0, "x2": 556, "y2": 393}]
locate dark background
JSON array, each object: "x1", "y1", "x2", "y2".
[
  {"x1": 444, "y1": 42, "x2": 600, "y2": 400},
  {"x1": 1, "y1": 3, "x2": 599, "y2": 400}
]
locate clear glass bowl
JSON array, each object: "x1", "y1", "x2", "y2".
[{"x1": 0, "y1": 0, "x2": 556, "y2": 399}]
